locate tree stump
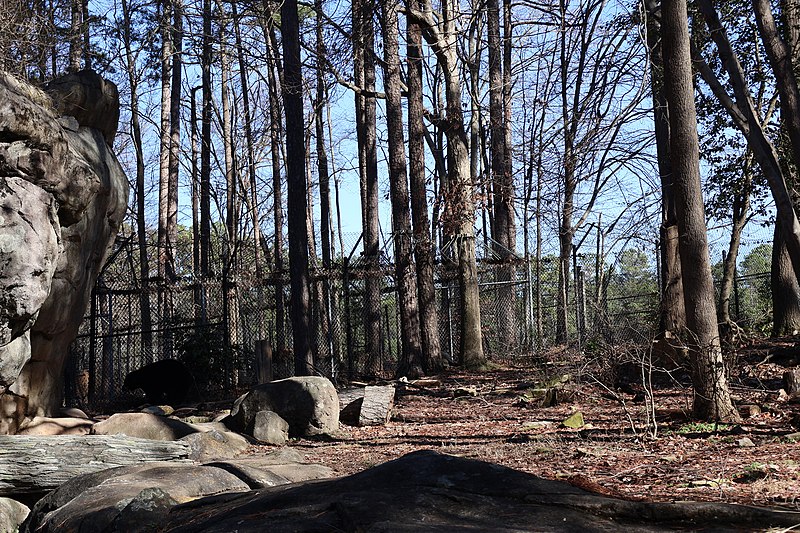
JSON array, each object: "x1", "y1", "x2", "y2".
[{"x1": 359, "y1": 385, "x2": 395, "y2": 426}]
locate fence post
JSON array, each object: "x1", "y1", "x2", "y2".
[{"x1": 577, "y1": 267, "x2": 587, "y2": 344}]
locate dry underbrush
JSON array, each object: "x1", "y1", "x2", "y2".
[{"x1": 275, "y1": 338, "x2": 800, "y2": 510}]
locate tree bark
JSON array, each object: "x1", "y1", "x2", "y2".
[
  {"x1": 407, "y1": 0, "x2": 443, "y2": 373},
  {"x1": 0, "y1": 435, "x2": 191, "y2": 495},
  {"x1": 382, "y1": 0, "x2": 424, "y2": 378},
  {"x1": 488, "y1": 0, "x2": 516, "y2": 350},
  {"x1": 772, "y1": 222, "x2": 800, "y2": 335},
  {"x1": 157, "y1": 0, "x2": 173, "y2": 285},
  {"x1": 408, "y1": 0, "x2": 486, "y2": 369},
  {"x1": 645, "y1": 0, "x2": 686, "y2": 336},
  {"x1": 661, "y1": 0, "x2": 739, "y2": 422},
  {"x1": 263, "y1": 18, "x2": 286, "y2": 352},
  {"x1": 718, "y1": 156, "x2": 752, "y2": 326},
  {"x1": 121, "y1": 0, "x2": 153, "y2": 352},
  {"x1": 281, "y1": 0, "x2": 313, "y2": 376},
  {"x1": 199, "y1": 0, "x2": 212, "y2": 281},
  {"x1": 353, "y1": 0, "x2": 382, "y2": 377}
]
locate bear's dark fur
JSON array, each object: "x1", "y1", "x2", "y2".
[{"x1": 123, "y1": 359, "x2": 198, "y2": 406}]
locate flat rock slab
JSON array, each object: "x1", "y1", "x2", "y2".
[
  {"x1": 161, "y1": 451, "x2": 800, "y2": 532},
  {"x1": 23, "y1": 449, "x2": 334, "y2": 532}
]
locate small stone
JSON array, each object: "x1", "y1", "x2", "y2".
[
  {"x1": 738, "y1": 404, "x2": 761, "y2": 418},
  {"x1": 252, "y1": 410, "x2": 289, "y2": 445},
  {"x1": 453, "y1": 387, "x2": 478, "y2": 398},
  {"x1": 562, "y1": 411, "x2": 585, "y2": 429},
  {"x1": 142, "y1": 405, "x2": 174, "y2": 416},
  {"x1": 737, "y1": 437, "x2": 756, "y2": 447},
  {"x1": 785, "y1": 432, "x2": 800, "y2": 443},
  {"x1": 521, "y1": 421, "x2": 552, "y2": 431}
]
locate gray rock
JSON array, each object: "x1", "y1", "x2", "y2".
[
  {"x1": 22, "y1": 448, "x2": 336, "y2": 532},
  {"x1": 45, "y1": 69, "x2": 120, "y2": 146},
  {"x1": 206, "y1": 456, "x2": 335, "y2": 488},
  {"x1": 16, "y1": 416, "x2": 94, "y2": 436},
  {"x1": 180, "y1": 430, "x2": 250, "y2": 462},
  {"x1": 161, "y1": 451, "x2": 800, "y2": 533},
  {"x1": 227, "y1": 376, "x2": 339, "y2": 437},
  {"x1": 0, "y1": 72, "x2": 128, "y2": 434},
  {"x1": 23, "y1": 462, "x2": 249, "y2": 533},
  {"x1": 0, "y1": 497, "x2": 29, "y2": 533},
  {"x1": 92, "y1": 413, "x2": 198, "y2": 441},
  {"x1": 252, "y1": 411, "x2": 289, "y2": 445}
]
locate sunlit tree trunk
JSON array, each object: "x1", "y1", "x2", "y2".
[
  {"x1": 121, "y1": 0, "x2": 153, "y2": 352},
  {"x1": 488, "y1": 0, "x2": 516, "y2": 350},
  {"x1": 382, "y1": 0, "x2": 424, "y2": 378},
  {"x1": 281, "y1": 0, "x2": 313, "y2": 376},
  {"x1": 407, "y1": 0, "x2": 443, "y2": 372},
  {"x1": 408, "y1": 0, "x2": 486, "y2": 369},
  {"x1": 353, "y1": 0, "x2": 382, "y2": 376},
  {"x1": 645, "y1": 0, "x2": 686, "y2": 337},
  {"x1": 662, "y1": 0, "x2": 739, "y2": 422}
]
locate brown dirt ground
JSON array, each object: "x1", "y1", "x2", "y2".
[{"x1": 249, "y1": 338, "x2": 800, "y2": 511}]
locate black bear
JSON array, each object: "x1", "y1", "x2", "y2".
[{"x1": 123, "y1": 359, "x2": 198, "y2": 406}]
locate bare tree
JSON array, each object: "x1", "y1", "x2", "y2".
[
  {"x1": 407, "y1": 0, "x2": 486, "y2": 369},
  {"x1": 407, "y1": 0, "x2": 444, "y2": 372},
  {"x1": 382, "y1": 0, "x2": 425, "y2": 377},
  {"x1": 353, "y1": 0, "x2": 383, "y2": 376}
]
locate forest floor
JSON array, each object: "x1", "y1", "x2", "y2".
[{"x1": 275, "y1": 336, "x2": 800, "y2": 510}]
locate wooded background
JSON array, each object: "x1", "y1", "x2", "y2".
[{"x1": 1, "y1": 0, "x2": 795, "y2": 419}]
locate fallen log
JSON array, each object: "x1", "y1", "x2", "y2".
[{"x1": 0, "y1": 435, "x2": 192, "y2": 495}]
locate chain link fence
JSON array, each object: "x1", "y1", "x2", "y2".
[{"x1": 64, "y1": 230, "x2": 775, "y2": 410}]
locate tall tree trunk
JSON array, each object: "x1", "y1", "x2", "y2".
[
  {"x1": 645, "y1": 0, "x2": 686, "y2": 337},
  {"x1": 167, "y1": 0, "x2": 181, "y2": 284},
  {"x1": 190, "y1": 86, "x2": 205, "y2": 323},
  {"x1": 157, "y1": 0, "x2": 173, "y2": 284},
  {"x1": 68, "y1": 0, "x2": 82, "y2": 72},
  {"x1": 407, "y1": 0, "x2": 443, "y2": 372},
  {"x1": 718, "y1": 155, "x2": 752, "y2": 326},
  {"x1": 408, "y1": 0, "x2": 486, "y2": 369},
  {"x1": 382, "y1": 0, "x2": 424, "y2": 378},
  {"x1": 200, "y1": 0, "x2": 212, "y2": 282},
  {"x1": 265, "y1": 22, "x2": 286, "y2": 352},
  {"x1": 556, "y1": 0, "x2": 575, "y2": 345},
  {"x1": 232, "y1": 1, "x2": 265, "y2": 312},
  {"x1": 662, "y1": 0, "x2": 739, "y2": 422},
  {"x1": 315, "y1": 0, "x2": 332, "y2": 371},
  {"x1": 281, "y1": 0, "x2": 313, "y2": 376},
  {"x1": 218, "y1": 3, "x2": 241, "y2": 367},
  {"x1": 772, "y1": 222, "x2": 800, "y2": 335},
  {"x1": 488, "y1": 0, "x2": 516, "y2": 350},
  {"x1": 353, "y1": 0, "x2": 382, "y2": 377},
  {"x1": 121, "y1": 0, "x2": 152, "y2": 352}
]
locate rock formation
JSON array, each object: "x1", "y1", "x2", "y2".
[{"x1": 0, "y1": 70, "x2": 128, "y2": 433}]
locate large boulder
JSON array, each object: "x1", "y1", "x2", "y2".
[
  {"x1": 92, "y1": 413, "x2": 199, "y2": 441},
  {"x1": 226, "y1": 376, "x2": 339, "y2": 437},
  {"x1": 22, "y1": 450, "x2": 335, "y2": 533},
  {"x1": 160, "y1": 451, "x2": 800, "y2": 532},
  {"x1": 0, "y1": 71, "x2": 128, "y2": 433}
]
